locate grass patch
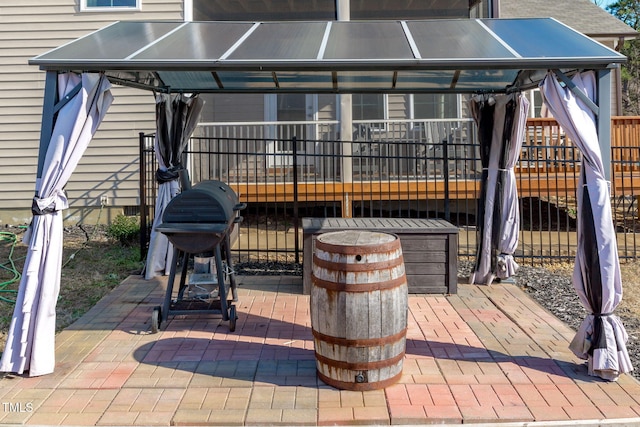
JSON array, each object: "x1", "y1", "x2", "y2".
[
  {"x1": 0, "y1": 225, "x2": 143, "y2": 349},
  {"x1": 57, "y1": 237, "x2": 142, "y2": 329}
]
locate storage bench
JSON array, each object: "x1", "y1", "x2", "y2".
[{"x1": 302, "y1": 217, "x2": 458, "y2": 295}]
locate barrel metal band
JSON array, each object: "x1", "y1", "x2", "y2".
[
  {"x1": 317, "y1": 370, "x2": 402, "y2": 391},
  {"x1": 312, "y1": 328, "x2": 407, "y2": 347},
  {"x1": 314, "y1": 350, "x2": 405, "y2": 371},
  {"x1": 315, "y1": 236, "x2": 400, "y2": 255},
  {"x1": 312, "y1": 254, "x2": 404, "y2": 272},
  {"x1": 311, "y1": 274, "x2": 407, "y2": 292}
]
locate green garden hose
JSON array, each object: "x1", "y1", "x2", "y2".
[
  {"x1": 0, "y1": 205, "x2": 105, "y2": 305},
  {"x1": 0, "y1": 231, "x2": 21, "y2": 304}
]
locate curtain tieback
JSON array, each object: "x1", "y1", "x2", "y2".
[
  {"x1": 592, "y1": 312, "x2": 613, "y2": 318},
  {"x1": 31, "y1": 189, "x2": 68, "y2": 215},
  {"x1": 156, "y1": 167, "x2": 180, "y2": 183}
]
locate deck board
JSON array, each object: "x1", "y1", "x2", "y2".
[{"x1": 228, "y1": 172, "x2": 640, "y2": 204}]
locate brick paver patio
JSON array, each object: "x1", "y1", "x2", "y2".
[{"x1": 1, "y1": 274, "x2": 639, "y2": 426}]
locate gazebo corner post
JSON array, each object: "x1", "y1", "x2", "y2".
[
  {"x1": 36, "y1": 70, "x2": 60, "y2": 187},
  {"x1": 597, "y1": 68, "x2": 613, "y2": 183}
]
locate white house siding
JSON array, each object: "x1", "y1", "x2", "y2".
[
  {"x1": 387, "y1": 94, "x2": 408, "y2": 120},
  {"x1": 0, "y1": 0, "x2": 183, "y2": 225},
  {"x1": 317, "y1": 95, "x2": 337, "y2": 122}
]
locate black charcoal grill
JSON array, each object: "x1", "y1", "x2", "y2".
[
  {"x1": 158, "y1": 180, "x2": 245, "y2": 253},
  {"x1": 152, "y1": 180, "x2": 246, "y2": 333}
]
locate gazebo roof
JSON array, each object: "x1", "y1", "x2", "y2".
[{"x1": 30, "y1": 18, "x2": 626, "y2": 94}]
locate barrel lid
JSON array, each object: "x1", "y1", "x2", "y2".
[{"x1": 317, "y1": 230, "x2": 397, "y2": 250}]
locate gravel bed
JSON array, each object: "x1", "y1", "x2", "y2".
[
  {"x1": 236, "y1": 260, "x2": 639, "y2": 381},
  {"x1": 498, "y1": 261, "x2": 640, "y2": 382}
]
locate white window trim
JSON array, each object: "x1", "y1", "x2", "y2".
[{"x1": 80, "y1": 0, "x2": 141, "y2": 12}]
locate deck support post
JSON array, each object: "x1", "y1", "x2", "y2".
[{"x1": 337, "y1": 0, "x2": 353, "y2": 218}]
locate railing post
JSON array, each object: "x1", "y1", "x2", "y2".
[
  {"x1": 292, "y1": 136, "x2": 300, "y2": 264},
  {"x1": 139, "y1": 132, "x2": 148, "y2": 261},
  {"x1": 443, "y1": 134, "x2": 451, "y2": 222}
]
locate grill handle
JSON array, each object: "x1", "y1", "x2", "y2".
[
  {"x1": 234, "y1": 216, "x2": 244, "y2": 224},
  {"x1": 234, "y1": 203, "x2": 247, "y2": 211}
]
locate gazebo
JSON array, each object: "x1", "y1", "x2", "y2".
[{"x1": 1, "y1": 17, "x2": 632, "y2": 381}]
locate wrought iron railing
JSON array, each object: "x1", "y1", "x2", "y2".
[{"x1": 140, "y1": 118, "x2": 640, "y2": 267}]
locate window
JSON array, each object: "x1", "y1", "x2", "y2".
[
  {"x1": 277, "y1": 94, "x2": 307, "y2": 121},
  {"x1": 352, "y1": 94, "x2": 386, "y2": 129},
  {"x1": 530, "y1": 89, "x2": 545, "y2": 118},
  {"x1": 193, "y1": 0, "x2": 491, "y2": 21},
  {"x1": 412, "y1": 94, "x2": 458, "y2": 120},
  {"x1": 351, "y1": 0, "x2": 474, "y2": 19},
  {"x1": 81, "y1": 0, "x2": 140, "y2": 11},
  {"x1": 194, "y1": 0, "x2": 334, "y2": 21}
]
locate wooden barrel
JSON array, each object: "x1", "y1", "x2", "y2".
[{"x1": 310, "y1": 230, "x2": 408, "y2": 390}]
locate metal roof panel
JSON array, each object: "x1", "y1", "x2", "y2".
[
  {"x1": 30, "y1": 18, "x2": 627, "y2": 94},
  {"x1": 133, "y1": 21, "x2": 256, "y2": 61}
]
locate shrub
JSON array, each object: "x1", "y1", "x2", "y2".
[{"x1": 106, "y1": 215, "x2": 140, "y2": 246}]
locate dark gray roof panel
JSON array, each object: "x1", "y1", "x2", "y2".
[
  {"x1": 30, "y1": 18, "x2": 627, "y2": 94},
  {"x1": 324, "y1": 21, "x2": 415, "y2": 60},
  {"x1": 133, "y1": 22, "x2": 255, "y2": 61},
  {"x1": 41, "y1": 21, "x2": 184, "y2": 62},
  {"x1": 406, "y1": 20, "x2": 516, "y2": 60},
  {"x1": 228, "y1": 22, "x2": 327, "y2": 61}
]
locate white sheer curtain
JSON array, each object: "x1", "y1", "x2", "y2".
[{"x1": 0, "y1": 73, "x2": 113, "y2": 376}]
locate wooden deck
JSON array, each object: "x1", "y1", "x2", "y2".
[{"x1": 228, "y1": 172, "x2": 640, "y2": 205}]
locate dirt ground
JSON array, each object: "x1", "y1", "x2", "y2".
[{"x1": 0, "y1": 224, "x2": 142, "y2": 351}]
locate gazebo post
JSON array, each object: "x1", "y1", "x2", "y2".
[
  {"x1": 597, "y1": 68, "x2": 612, "y2": 182},
  {"x1": 36, "y1": 70, "x2": 59, "y2": 182}
]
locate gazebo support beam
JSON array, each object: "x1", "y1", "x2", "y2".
[{"x1": 552, "y1": 69, "x2": 600, "y2": 115}]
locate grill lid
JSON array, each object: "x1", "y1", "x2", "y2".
[
  {"x1": 162, "y1": 180, "x2": 242, "y2": 225},
  {"x1": 157, "y1": 180, "x2": 245, "y2": 253}
]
